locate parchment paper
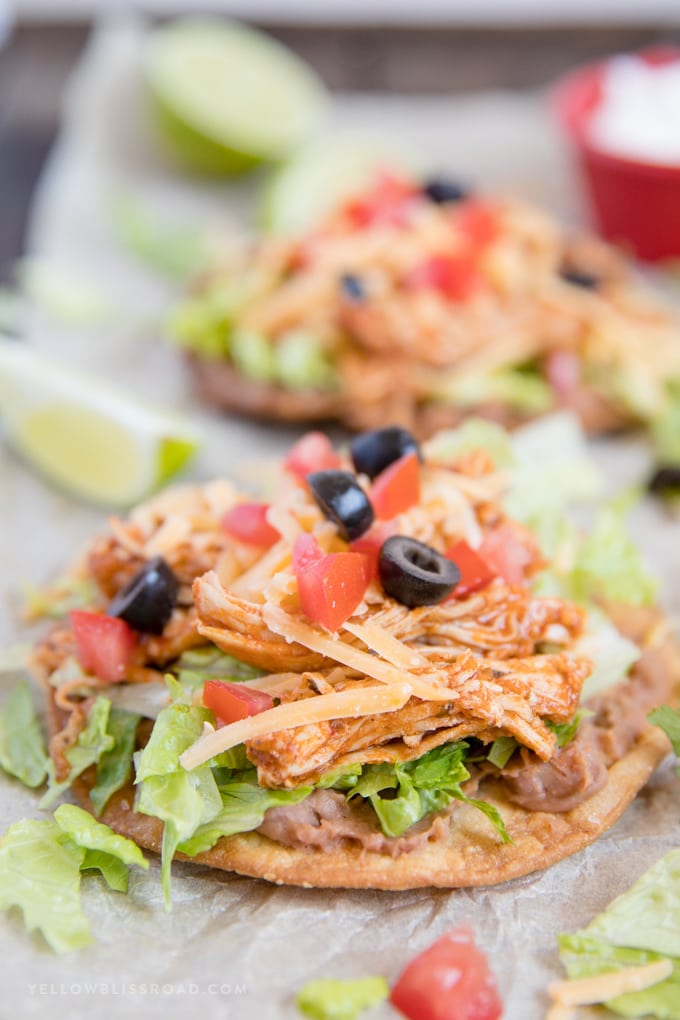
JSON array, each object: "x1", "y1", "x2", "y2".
[{"x1": 1, "y1": 17, "x2": 680, "y2": 1020}]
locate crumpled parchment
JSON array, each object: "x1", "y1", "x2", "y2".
[{"x1": 1, "y1": 17, "x2": 680, "y2": 1020}]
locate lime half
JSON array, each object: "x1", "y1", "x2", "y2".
[
  {"x1": 260, "y1": 134, "x2": 418, "y2": 235},
  {"x1": 0, "y1": 339, "x2": 200, "y2": 508},
  {"x1": 143, "y1": 19, "x2": 328, "y2": 175}
]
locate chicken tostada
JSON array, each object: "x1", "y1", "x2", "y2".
[
  {"x1": 171, "y1": 170, "x2": 680, "y2": 439},
  {"x1": 33, "y1": 420, "x2": 680, "y2": 896}
]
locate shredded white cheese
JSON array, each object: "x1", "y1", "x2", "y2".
[
  {"x1": 548, "y1": 959, "x2": 673, "y2": 1007},
  {"x1": 179, "y1": 681, "x2": 412, "y2": 770},
  {"x1": 263, "y1": 605, "x2": 454, "y2": 702}
]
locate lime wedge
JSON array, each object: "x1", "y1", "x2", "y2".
[
  {"x1": 143, "y1": 19, "x2": 328, "y2": 175},
  {"x1": 0, "y1": 339, "x2": 201, "y2": 508},
  {"x1": 259, "y1": 135, "x2": 418, "y2": 235}
]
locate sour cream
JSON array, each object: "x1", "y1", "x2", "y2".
[{"x1": 588, "y1": 55, "x2": 680, "y2": 166}]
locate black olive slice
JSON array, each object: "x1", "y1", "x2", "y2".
[
  {"x1": 349, "y1": 427, "x2": 421, "y2": 480},
  {"x1": 560, "y1": 267, "x2": 601, "y2": 290},
  {"x1": 108, "y1": 555, "x2": 180, "y2": 634},
  {"x1": 307, "y1": 470, "x2": 375, "y2": 541},
  {"x1": 379, "y1": 536, "x2": 460, "y2": 607},
  {"x1": 422, "y1": 177, "x2": 469, "y2": 205},
  {"x1": 340, "y1": 273, "x2": 366, "y2": 302},
  {"x1": 648, "y1": 465, "x2": 680, "y2": 497}
]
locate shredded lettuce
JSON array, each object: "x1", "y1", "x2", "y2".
[
  {"x1": 487, "y1": 736, "x2": 518, "y2": 769},
  {"x1": 296, "y1": 977, "x2": 389, "y2": 1020},
  {"x1": 0, "y1": 681, "x2": 48, "y2": 788},
  {"x1": 230, "y1": 326, "x2": 278, "y2": 382},
  {"x1": 423, "y1": 417, "x2": 515, "y2": 468},
  {"x1": 347, "y1": 742, "x2": 510, "y2": 843},
  {"x1": 574, "y1": 610, "x2": 641, "y2": 701},
  {"x1": 546, "y1": 710, "x2": 592, "y2": 748},
  {"x1": 177, "y1": 645, "x2": 264, "y2": 681},
  {"x1": 432, "y1": 365, "x2": 554, "y2": 413},
  {"x1": 648, "y1": 706, "x2": 680, "y2": 766},
  {"x1": 41, "y1": 697, "x2": 114, "y2": 808},
  {"x1": 134, "y1": 700, "x2": 222, "y2": 907},
  {"x1": 0, "y1": 819, "x2": 91, "y2": 953},
  {"x1": 505, "y1": 412, "x2": 603, "y2": 554},
  {"x1": 568, "y1": 498, "x2": 657, "y2": 607},
  {"x1": 0, "y1": 809, "x2": 147, "y2": 953},
  {"x1": 90, "y1": 709, "x2": 141, "y2": 816},
  {"x1": 558, "y1": 849, "x2": 680, "y2": 1018},
  {"x1": 650, "y1": 379, "x2": 680, "y2": 463},
  {"x1": 275, "y1": 330, "x2": 338, "y2": 391},
  {"x1": 168, "y1": 291, "x2": 233, "y2": 358},
  {"x1": 54, "y1": 804, "x2": 148, "y2": 893},
  {"x1": 21, "y1": 574, "x2": 97, "y2": 622},
  {"x1": 179, "y1": 776, "x2": 311, "y2": 856}
]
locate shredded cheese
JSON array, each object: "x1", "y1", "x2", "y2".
[
  {"x1": 548, "y1": 959, "x2": 673, "y2": 1007},
  {"x1": 180, "y1": 681, "x2": 412, "y2": 770},
  {"x1": 342, "y1": 619, "x2": 429, "y2": 670},
  {"x1": 263, "y1": 605, "x2": 455, "y2": 702},
  {"x1": 230, "y1": 538, "x2": 291, "y2": 599},
  {"x1": 544, "y1": 1005, "x2": 575, "y2": 1020}
]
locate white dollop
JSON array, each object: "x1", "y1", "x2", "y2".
[{"x1": 588, "y1": 55, "x2": 680, "y2": 166}]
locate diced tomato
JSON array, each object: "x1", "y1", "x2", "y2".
[
  {"x1": 544, "y1": 349, "x2": 581, "y2": 398},
  {"x1": 390, "y1": 927, "x2": 502, "y2": 1020},
  {"x1": 344, "y1": 170, "x2": 416, "y2": 229},
  {"x1": 479, "y1": 523, "x2": 533, "y2": 586},
  {"x1": 70, "y1": 610, "x2": 136, "y2": 683},
  {"x1": 203, "y1": 679, "x2": 273, "y2": 726},
  {"x1": 221, "y1": 502, "x2": 280, "y2": 549},
  {"x1": 370, "y1": 452, "x2": 420, "y2": 520},
  {"x1": 284, "y1": 431, "x2": 341, "y2": 481},
  {"x1": 350, "y1": 522, "x2": 397, "y2": 581},
  {"x1": 406, "y1": 255, "x2": 482, "y2": 302},
  {"x1": 445, "y1": 540, "x2": 497, "y2": 598},
  {"x1": 295, "y1": 551, "x2": 370, "y2": 632},
  {"x1": 455, "y1": 200, "x2": 500, "y2": 254},
  {"x1": 292, "y1": 533, "x2": 325, "y2": 572}
]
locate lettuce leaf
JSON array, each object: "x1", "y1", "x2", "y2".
[
  {"x1": 90, "y1": 709, "x2": 140, "y2": 816},
  {"x1": 423, "y1": 418, "x2": 515, "y2": 469},
  {"x1": 0, "y1": 808, "x2": 148, "y2": 952},
  {"x1": 54, "y1": 804, "x2": 147, "y2": 871},
  {"x1": 651, "y1": 379, "x2": 680, "y2": 464},
  {"x1": 506, "y1": 412, "x2": 603, "y2": 558},
  {"x1": 0, "y1": 680, "x2": 48, "y2": 788},
  {"x1": 21, "y1": 574, "x2": 97, "y2": 622},
  {"x1": 558, "y1": 849, "x2": 680, "y2": 1018},
  {"x1": 348, "y1": 742, "x2": 510, "y2": 843},
  {"x1": 432, "y1": 365, "x2": 553, "y2": 413},
  {"x1": 179, "y1": 778, "x2": 311, "y2": 856},
  {"x1": 546, "y1": 710, "x2": 592, "y2": 748},
  {"x1": 574, "y1": 610, "x2": 641, "y2": 701},
  {"x1": 648, "y1": 706, "x2": 680, "y2": 764},
  {"x1": 0, "y1": 819, "x2": 91, "y2": 953},
  {"x1": 41, "y1": 697, "x2": 114, "y2": 808},
  {"x1": 296, "y1": 977, "x2": 389, "y2": 1020},
  {"x1": 176, "y1": 645, "x2": 264, "y2": 682},
  {"x1": 134, "y1": 701, "x2": 222, "y2": 907},
  {"x1": 569, "y1": 499, "x2": 657, "y2": 607}
]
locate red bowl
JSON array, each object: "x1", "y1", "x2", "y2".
[{"x1": 554, "y1": 47, "x2": 680, "y2": 262}]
